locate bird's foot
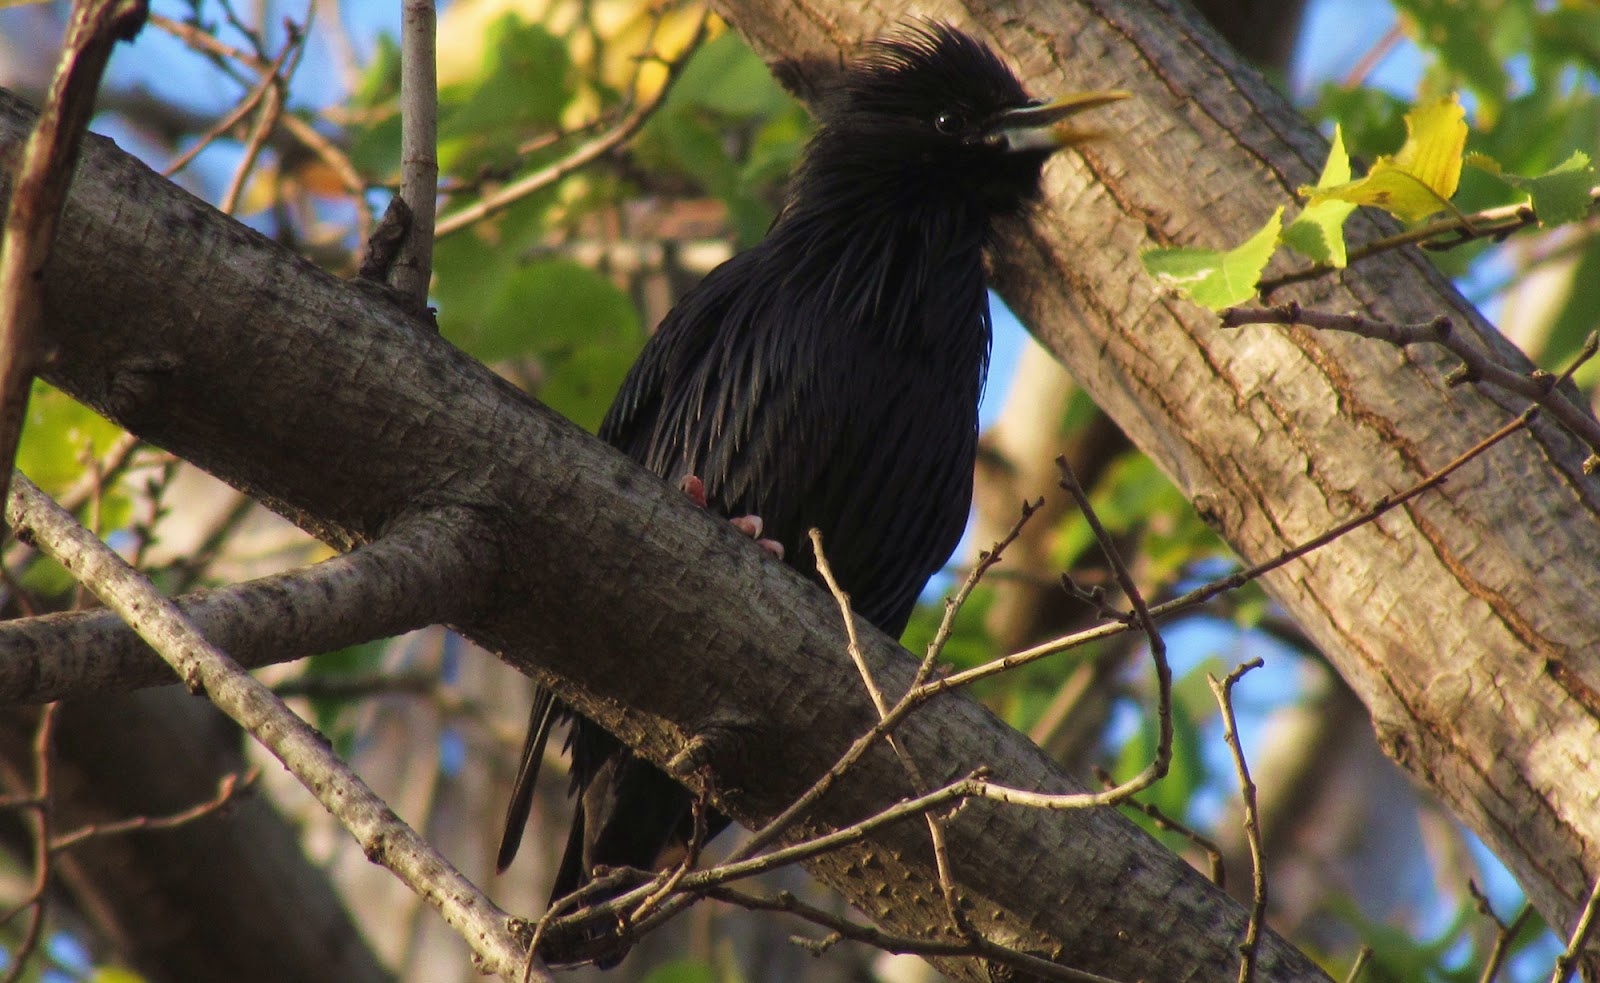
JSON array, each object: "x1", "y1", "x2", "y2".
[{"x1": 677, "y1": 474, "x2": 785, "y2": 559}]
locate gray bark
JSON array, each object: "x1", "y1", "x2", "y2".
[{"x1": 0, "y1": 76, "x2": 1327, "y2": 982}]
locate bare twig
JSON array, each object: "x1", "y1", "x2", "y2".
[
  {"x1": 1056, "y1": 456, "x2": 1171, "y2": 791},
  {"x1": 1343, "y1": 945, "x2": 1373, "y2": 983},
  {"x1": 0, "y1": 0, "x2": 148, "y2": 541},
  {"x1": 1222, "y1": 304, "x2": 1600, "y2": 465},
  {"x1": 49, "y1": 770, "x2": 256, "y2": 851},
  {"x1": 1210, "y1": 659, "x2": 1267, "y2": 983},
  {"x1": 161, "y1": 41, "x2": 288, "y2": 178},
  {"x1": 1092, "y1": 765, "x2": 1226, "y2": 886},
  {"x1": 1340, "y1": 22, "x2": 1403, "y2": 89},
  {"x1": 0, "y1": 705, "x2": 58, "y2": 982},
  {"x1": 704, "y1": 886, "x2": 1127, "y2": 983},
  {"x1": 5, "y1": 475, "x2": 543, "y2": 982},
  {"x1": 700, "y1": 499, "x2": 1042, "y2": 874},
  {"x1": 1258, "y1": 191, "x2": 1600, "y2": 296},
  {"x1": 915, "y1": 497, "x2": 1041, "y2": 688},
  {"x1": 391, "y1": 0, "x2": 437, "y2": 309},
  {"x1": 939, "y1": 381, "x2": 1569, "y2": 694},
  {"x1": 150, "y1": 12, "x2": 374, "y2": 239},
  {"x1": 812, "y1": 528, "x2": 966, "y2": 932},
  {"x1": 434, "y1": 12, "x2": 711, "y2": 238},
  {"x1": 1469, "y1": 879, "x2": 1534, "y2": 983},
  {"x1": 1548, "y1": 874, "x2": 1600, "y2": 983},
  {"x1": 219, "y1": 23, "x2": 304, "y2": 214}
]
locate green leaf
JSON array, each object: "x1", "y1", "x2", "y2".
[
  {"x1": 667, "y1": 31, "x2": 794, "y2": 119},
  {"x1": 437, "y1": 16, "x2": 574, "y2": 173},
  {"x1": 351, "y1": 32, "x2": 401, "y2": 109},
  {"x1": 1284, "y1": 126, "x2": 1357, "y2": 266},
  {"x1": 641, "y1": 961, "x2": 716, "y2": 983},
  {"x1": 1470, "y1": 149, "x2": 1596, "y2": 226},
  {"x1": 1142, "y1": 207, "x2": 1283, "y2": 310},
  {"x1": 1310, "y1": 85, "x2": 1409, "y2": 160},
  {"x1": 537, "y1": 341, "x2": 644, "y2": 434},
  {"x1": 476, "y1": 259, "x2": 641, "y2": 360},
  {"x1": 17, "y1": 381, "x2": 126, "y2": 496}
]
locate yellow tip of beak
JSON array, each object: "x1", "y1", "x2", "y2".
[{"x1": 992, "y1": 90, "x2": 1130, "y2": 151}]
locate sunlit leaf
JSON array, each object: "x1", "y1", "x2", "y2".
[
  {"x1": 1303, "y1": 95, "x2": 1468, "y2": 222},
  {"x1": 438, "y1": 16, "x2": 574, "y2": 173},
  {"x1": 1469, "y1": 149, "x2": 1596, "y2": 226},
  {"x1": 1141, "y1": 208, "x2": 1283, "y2": 310},
  {"x1": 1284, "y1": 126, "x2": 1358, "y2": 267}
]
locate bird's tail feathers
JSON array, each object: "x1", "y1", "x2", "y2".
[{"x1": 496, "y1": 686, "x2": 559, "y2": 873}]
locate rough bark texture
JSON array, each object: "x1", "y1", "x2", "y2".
[
  {"x1": 714, "y1": 0, "x2": 1600, "y2": 949},
  {"x1": 0, "y1": 85, "x2": 1329, "y2": 982}
]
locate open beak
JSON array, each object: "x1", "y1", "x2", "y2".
[{"x1": 987, "y1": 90, "x2": 1130, "y2": 152}]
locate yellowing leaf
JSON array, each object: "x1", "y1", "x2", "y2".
[
  {"x1": 1302, "y1": 95, "x2": 1468, "y2": 222},
  {"x1": 1284, "y1": 125, "x2": 1358, "y2": 267},
  {"x1": 1141, "y1": 208, "x2": 1283, "y2": 311}
]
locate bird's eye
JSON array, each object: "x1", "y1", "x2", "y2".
[{"x1": 934, "y1": 111, "x2": 965, "y2": 135}]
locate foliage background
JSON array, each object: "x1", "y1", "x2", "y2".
[{"x1": 0, "y1": 0, "x2": 1595, "y2": 979}]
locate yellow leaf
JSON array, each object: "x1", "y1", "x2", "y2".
[{"x1": 1303, "y1": 95, "x2": 1468, "y2": 222}]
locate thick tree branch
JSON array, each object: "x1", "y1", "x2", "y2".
[
  {"x1": 0, "y1": 83, "x2": 1324, "y2": 981},
  {"x1": 0, "y1": 506, "x2": 498, "y2": 702},
  {"x1": 5, "y1": 474, "x2": 541, "y2": 983}
]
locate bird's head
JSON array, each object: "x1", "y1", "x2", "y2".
[{"x1": 804, "y1": 22, "x2": 1128, "y2": 217}]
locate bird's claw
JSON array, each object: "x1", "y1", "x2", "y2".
[
  {"x1": 677, "y1": 474, "x2": 708, "y2": 508},
  {"x1": 678, "y1": 474, "x2": 785, "y2": 559}
]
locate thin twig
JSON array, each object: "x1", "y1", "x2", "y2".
[
  {"x1": 161, "y1": 43, "x2": 286, "y2": 177},
  {"x1": 1057, "y1": 457, "x2": 1171, "y2": 793},
  {"x1": 0, "y1": 0, "x2": 148, "y2": 542},
  {"x1": 1340, "y1": 22, "x2": 1403, "y2": 89},
  {"x1": 1222, "y1": 304, "x2": 1600, "y2": 464},
  {"x1": 150, "y1": 12, "x2": 374, "y2": 238},
  {"x1": 704, "y1": 886, "x2": 1127, "y2": 983},
  {"x1": 1469, "y1": 878, "x2": 1533, "y2": 983},
  {"x1": 696, "y1": 499, "x2": 1042, "y2": 879},
  {"x1": 936, "y1": 380, "x2": 1569, "y2": 695},
  {"x1": 219, "y1": 23, "x2": 303, "y2": 214},
  {"x1": 5, "y1": 475, "x2": 543, "y2": 982},
  {"x1": 1209, "y1": 659, "x2": 1267, "y2": 983},
  {"x1": 434, "y1": 12, "x2": 711, "y2": 238},
  {"x1": 391, "y1": 0, "x2": 437, "y2": 309},
  {"x1": 915, "y1": 498, "x2": 1041, "y2": 689},
  {"x1": 1092, "y1": 765, "x2": 1225, "y2": 886},
  {"x1": 49, "y1": 769, "x2": 256, "y2": 850},
  {"x1": 1549, "y1": 875, "x2": 1600, "y2": 983},
  {"x1": 812, "y1": 528, "x2": 966, "y2": 933},
  {"x1": 1343, "y1": 945, "x2": 1373, "y2": 983},
  {"x1": 1258, "y1": 192, "x2": 1599, "y2": 296},
  {"x1": 0, "y1": 705, "x2": 57, "y2": 982}
]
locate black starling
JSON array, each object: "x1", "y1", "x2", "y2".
[{"x1": 497, "y1": 20, "x2": 1124, "y2": 954}]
